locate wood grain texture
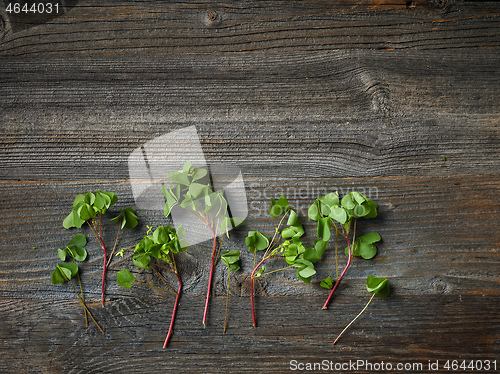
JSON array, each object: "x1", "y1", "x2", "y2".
[{"x1": 0, "y1": 0, "x2": 499, "y2": 373}]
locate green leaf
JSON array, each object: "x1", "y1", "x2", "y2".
[
  {"x1": 351, "y1": 191, "x2": 366, "y2": 205},
  {"x1": 329, "y1": 205, "x2": 348, "y2": 224},
  {"x1": 153, "y1": 226, "x2": 169, "y2": 245},
  {"x1": 317, "y1": 217, "x2": 331, "y2": 241},
  {"x1": 245, "y1": 231, "x2": 271, "y2": 253},
  {"x1": 192, "y1": 167, "x2": 207, "y2": 181},
  {"x1": 320, "y1": 276, "x2": 335, "y2": 290},
  {"x1": 341, "y1": 193, "x2": 356, "y2": 210},
  {"x1": 319, "y1": 192, "x2": 340, "y2": 207},
  {"x1": 270, "y1": 194, "x2": 289, "y2": 218},
  {"x1": 303, "y1": 240, "x2": 328, "y2": 263},
  {"x1": 77, "y1": 203, "x2": 95, "y2": 221},
  {"x1": 93, "y1": 191, "x2": 108, "y2": 211},
  {"x1": 347, "y1": 232, "x2": 381, "y2": 259},
  {"x1": 133, "y1": 253, "x2": 151, "y2": 270},
  {"x1": 117, "y1": 269, "x2": 136, "y2": 289},
  {"x1": 111, "y1": 207, "x2": 139, "y2": 229},
  {"x1": 57, "y1": 248, "x2": 67, "y2": 261},
  {"x1": 167, "y1": 169, "x2": 191, "y2": 185},
  {"x1": 221, "y1": 250, "x2": 240, "y2": 272},
  {"x1": 176, "y1": 225, "x2": 186, "y2": 239},
  {"x1": 293, "y1": 259, "x2": 316, "y2": 283},
  {"x1": 162, "y1": 186, "x2": 179, "y2": 217},
  {"x1": 362, "y1": 199, "x2": 378, "y2": 219},
  {"x1": 366, "y1": 275, "x2": 390, "y2": 298},
  {"x1": 98, "y1": 190, "x2": 118, "y2": 206},
  {"x1": 182, "y1": 161, "x2": 192, "y2": 174},
  {"x1": 51, "y1": 263, "x2": 78, "y2": 284},
  {"x1": 308, "y1": 200, "x2": 321, "y2": 221},
  {"x1": 63, "y1": 210, "x2": 85, "y2": 229},
  {"x1": 69, "y1": 246, "x2": 88, "y2": 262},
  {"x1": 188, "y1": 183, "x2": 208, "y2": 198},
  {"x1": 68, "y1": 233, "x2": 87, "y2": 248}
]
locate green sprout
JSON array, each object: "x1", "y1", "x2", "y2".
[
  {"x1": 51, "y1": 234, "x2": 104, "y2": 334},
  {"x1": 162, "y1": 161, "x2": 243, "y2": 328},
  {"x1": 220, "y1": 250, "x2": 241, "y2": 334},
  {"x1": 117, "y1": 225, "x2": 188, "y2": 348},
  {"x1": 333, "y1": 275, "x2": 390, "y2": 345},
  {"x1": 247, "y1": 195, "x2": 325, "y2": 327},
  {"x1": 63, "y1": 191, "x2": 138, "y2": 306},
  {"x1": 310, "y1": 191, "x2": 380, "y2": 309}
]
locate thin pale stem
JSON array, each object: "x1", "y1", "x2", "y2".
[
  {"x1": 63, "y1": 275, "x2": 104, "y2": 334},
  {"x1": 333, "y1": 293, "x2": 376, "y2": 345},
  {"x1": 106, "y1": 219, "x2": 122, "y2": 268},
  {"x1": 322, "y1": 228, "x2": 352, "y2": 310},
  {"x1": 75, "y1": 264, "x2": 88, "y2": 327},
  {"x1": 223, "y1": 270, "x2": 231, "y2": 334},
  {"x1": 260, "y1": 264, "x2": 294, "y2": 276},
  {"x1": 202, "y1": 223, "x2": 218, "y2": 328},
  {"x1": 150, "y1": 264, "x2": 177, "y2": 294},
  {"x1": 85, "y1": 219, "x2": 108, "y2": 306}
]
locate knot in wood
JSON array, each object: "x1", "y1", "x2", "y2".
[{"x1": 205, "y1": 10, "x2": 221, "y2": 26}]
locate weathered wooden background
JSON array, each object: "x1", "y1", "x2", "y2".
[{"x1": 1, "y1": 0, "x2": 499, "y2": 373}]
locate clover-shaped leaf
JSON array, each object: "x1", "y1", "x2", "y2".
[
  {"x1": 329, "y1": 205, "x2": 348, "y2": 224},
  {"x1": 51, "y1": 263, "x2": 79, "y2": 284},
  {"x1": 320, "y1": 276, "x2": 335, "y2": 290},
  {"x1": 111, "y1": 207, "x2": 139, "y2": 229},
  {"x1": 316, "y1": 216, "x2": 331, "y2": 241},
  {"x1": 293, "y1": 259, "x2": 316, "y2": 283},
  {"x1": 245, "y1": 231, "x2": 271, "y2": 253},
  {"x1": 221, "y1": 250, "x2": 240, "y2": 272},
  {"x1": 366, "y1": 275, "x2": 390, "y2": 298},
  {"x1": 270, "y1": 194, "x2": 290, "y2": 218},
  {"x1": 117, "y1": 269, "x2": 136, "y2": 289},
  {"x1": 303, "y1": 240, "x2": 328, "y2": 263},
  {"x1": 307, "y1": 200, "x2": 321, "y2": 221},
  {"x1": 346, "y1": 232, "x2": 381, "y2": 259}
]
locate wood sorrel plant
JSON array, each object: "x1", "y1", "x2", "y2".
[
  {"x1": 63, "y1": 190, "x2": 139, "y2": 306},
  {"x1": 333, "y1": 275, "x2": 390, "y2": 345},
  {"x1": 162, "y1": 161, "x2": 242, "y2": 327},
  {"x1": 308, "y1": 191, "x2": 380, "y2": 309},
  {"x1": 116, "y1": 225, "x2": 189, "y2": 348},
  {"x1": 247, "y1": 195, "x2": 327, "y2": 327},
  {"x1": 220, "y1": 249, "x2": 241, "y2": 334},
  {"x1": 51, "y1": 234, "x2": 104, "y2": 334}
]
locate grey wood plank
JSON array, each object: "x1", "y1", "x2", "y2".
[
  {"x1": 0, "y1": 295, "x2": 498, "y2": 373},
  {"x1": 0, "y1": 1, "x2": 499, "y2": 55},
  {"x1": 1, "y1": 50, "x2": 499, "y2": 180}
]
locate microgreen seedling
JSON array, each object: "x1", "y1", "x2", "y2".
[
  {"x1": 310, "y1": 191, "x2": 380, "y2": 309},
  {"x1": 117, "y1": 225, "x2": 188, "y2": 348},
  {"x1": 332, "y1": 275, "x2": 390, "y2": 345},
  {"x1": 163, "y1": 161, "x2": 243, "y2": 327},
  {"x1": 51, "y1": 235, "x2": 104, "y2": 334},
  {"x1": 220, "y1": 249, "x2": 240, "y2": 333},
  {"x1": 63, "y1": 191, "x2": 138, "y2": 306},
  {"x1": 247, "y1": 195, "x2": 325, "y2": 327}
]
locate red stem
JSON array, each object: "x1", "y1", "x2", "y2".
[
  {"x1": 163, "y1": 269, "x2": 182, "y2": 348},
  {"x1": 322, "y1": 234, "x2": 352, "y2": 310},
  {"x1": 202, "y1": 225, "x2": 217, "y2": 327},
  {"x1": 250, "y1": 256, "x2": 268, "y2": 327}
]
